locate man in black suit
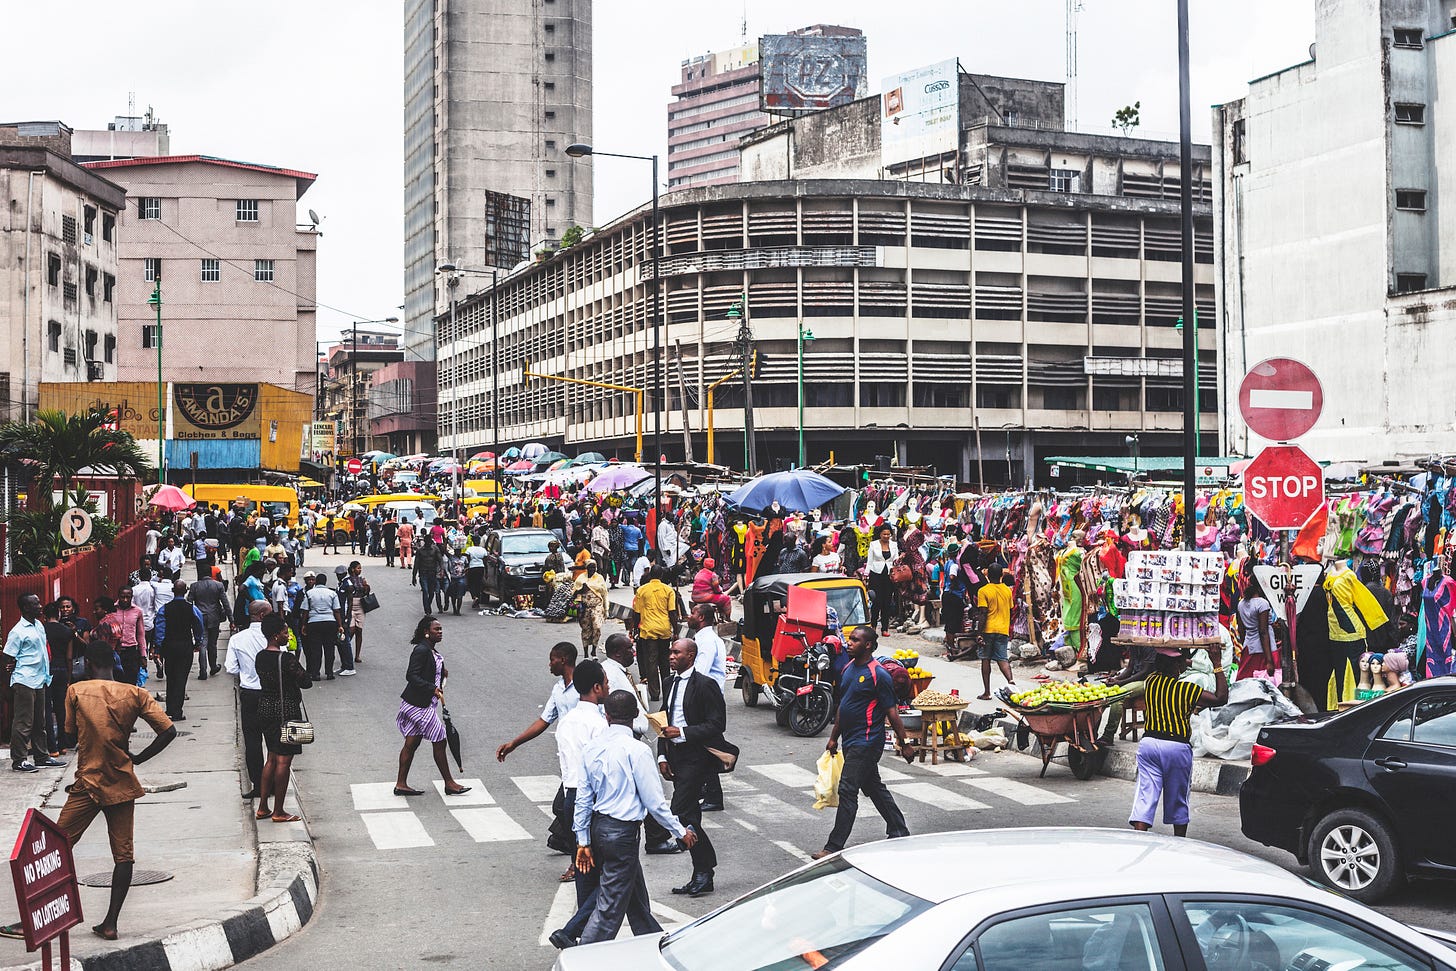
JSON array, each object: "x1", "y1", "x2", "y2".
[{"x1": 657, "y1": 637, "x2": 734, "y2": 897}]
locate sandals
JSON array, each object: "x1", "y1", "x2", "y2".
[
  {"x1": 91, "y1": 924, "x2": 119, "y2": 941},
  {"x1": 255, "y1": 808, "x2": 272, "y2": 820},
  {"x1": 559, "y1": 866, "x2": 577, "y2": 883},
  {"x1": 0, "y1": 923, "x2": 24, "y2": 940},
  {"x1": 271, "y1": 814, "x2": 302, "y2": 823}
]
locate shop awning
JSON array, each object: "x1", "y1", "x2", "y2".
[
  {"x1": 297, "y1": 477, "x2": 325, "y2": 488},
  {"x1": 1045, "y1": 455, "x2": 1250, "y2": 483}
]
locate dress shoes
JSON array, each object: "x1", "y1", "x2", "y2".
[
  {"x1": 644, "y1": 840, "x2": 685, "y2": 855},
  {"x1": 699, "y1": 801, "x2": 724, "y2": 812},
  {"x1": 671, "y1": 870, "x2": 714, "y2": 897},
  {"x1": 548, "y1": 929, "x2": 577, "y2": 950}
]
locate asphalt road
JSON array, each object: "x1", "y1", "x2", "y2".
[{"x1": 248, "y1": 549, "x2": 1456, "y2": 970}]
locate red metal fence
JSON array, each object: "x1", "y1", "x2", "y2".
[{"x1": 0, "y1": 520, "x2": 147, "y2": 619}]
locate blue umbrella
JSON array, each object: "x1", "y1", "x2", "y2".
[{"x1": 725, "y1": 470, "x2": 846, "y2": 514}]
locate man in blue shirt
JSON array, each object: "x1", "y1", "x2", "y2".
[
  {"x1": 572, "y1": 689, "x2": 696, "y2": 945},
  {"x1": 4, "y1": 594, "x2": 62, "y2": 772},
  {"x1": 815, "y1": 625, "x2": 912, "y2": 858}
]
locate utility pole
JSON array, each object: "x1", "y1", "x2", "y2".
[
  {"x1": 674, "y1": 340, "x2": 693, "y2": 463},
  {"x1": 1177, "y1": 0, "x2": 1197, "y2": 551},
  {"x1": 730, "y1": 300, "x2": 756, "y2": 474},
  {"x1": 147, "y1": 283, "x2": 163, "y2": 485}
]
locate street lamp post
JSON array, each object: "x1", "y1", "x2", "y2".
[
  {"x1": 1126, "y1": 433, "x2": 1141, "y2": 484},
  {"x1": 345, "y1": 316, "x2": 399, "y2": 488},
  {"x1": 437, "y1": 264, "x2": 499, "y2": 505},
  {"x1": 565, "y1": 142, "x2": 663, "y2": 507},
  {"x1": 796, "y1": 320, "x2": 815, "y2": 468},
  {"x1": 1176, "y1": 0, "x2": 1198, "y2": 551},
  {"x1": 147, "y1": 284, "x2": 163, "y2": 485}
]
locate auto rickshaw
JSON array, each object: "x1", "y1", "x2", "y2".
[{"x1": 736, "y1": 572, "x2": 870, "y2": 736}]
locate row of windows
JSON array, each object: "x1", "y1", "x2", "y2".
[
  {"x1": 667, "y1": 91, "x2": 760, "y2": 122},
  {"x1": 45, "y1": 321, "x2": 115, "y2": 364},
  {"x1": 137, "y1": 198, "x2": 262, "y2": 222},
  {"x1": 46, "y1": 252, "x2": 115, "y2": 301},
  {"x1": 142, "y1": 258, "x2": 274, "y2": 282},
  {"x1": 667, "y1": 149, "x2": 738, "y2": 172},
  {"x1": 668, "y1": 108, "x2": 765, "y2": 140},
  {"x1": 60, "y1": 207, "x2": 116, "y2": 245}
]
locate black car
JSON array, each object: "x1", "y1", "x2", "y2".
[
  {"x1": 480, "y1": 527, "x2": 556, "y2": 604},
  {"x1": 1240, "y1": 675, "x2": 1456, "y2": 902}
]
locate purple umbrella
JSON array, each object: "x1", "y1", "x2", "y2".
[{"x1": 587, "y1": 464, "x2": 650, "y2": 494}]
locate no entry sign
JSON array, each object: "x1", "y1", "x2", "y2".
[
  {"x1": 1238, "y1": 358, "x2": 1324, "y2": 442},
  {"x1": 346, "y1": 458, "x2": 363, "y2": 475},
  {"x1": 1243, "y1": 445, "x2": 1324, "y2": 530}
]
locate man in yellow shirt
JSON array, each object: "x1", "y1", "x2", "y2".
[
  {"x1": 630, "y1": 566, "x2": 679, "y2": 703},
  {"x1": 975, "y1": 565, "x2": 1016, "y2": 700}
]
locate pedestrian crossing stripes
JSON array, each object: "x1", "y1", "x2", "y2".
[
  {"x1": 537, "y1": 882, "x2": 692, "y2": 947},
  {"x1": 345, "y1": 754, "x2": 1077, "y2": 853}
]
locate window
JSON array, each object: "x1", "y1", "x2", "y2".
[
  {"x1": 103, "y1": 273, "x2": 115, "y2": 302},
  {"x1": 201, "y1": 258, "x2": 221, "y2": 282},
  {"x1": 1181, "y1": 902, "x2": 1425, "y2": 971},
  {"x1": 1050, "y1": 168, "x2": 1081, "y2": 193},
  {"x1": 546, "y1": 197, "x2": 557, "y2": 207},
  {"x1": 1412, "y1": 697, "x2": 1456, "y2": 747},
  {"x1": 1394, "y1": 27, "x2": 1424, "y2": 48},
  {"x1": 544, "y1": 81, "x2": 556, "y2": 92},
  {"x1": 544, "y1": 21, "x2": 555, "y2": 31},
  {"x1": 1232, "y1": 118, "x2": 1248, "y2": 164},
  {"x1": 545, "y1": 168, "x2": 556, "y2": 178},
  {"x1": 976, "y1": 385, "x2": 1019, "y2": 409},
  {"x1": 141, "y1": 324, "x2": 160, "y2": 349},
  {"x1": 139, "y1": 197, "x2": 161, "y2": 220},
  {"x1": 960, "y1": 902, "x2": 1166, "y2": 971},
  {"x1": 860, "y1": 383, "x2": 905, "y2": 408},
  {"x1": 544, "y1": 109, "x2": 556, "y2": 120},
  {"x1": 254, "y1": 259, "x2": 274, "y2": 282},
  {"x1": 1396, "y1": 272, "x2": 1427, "y2": 293},
  {"x1": 144, "y1": 257, "x2": 161, "y2": 282},
  {"x1": 85, "y1": 266, "x2": 98, "y2": 297},
  {"x1": 103, "y1": 334, "x2": 116, "y2": 363},
  {"x1": 544, "y1": 51, "x2": 555, "y2": 62},
  {"x1": 1394, "y1": 102, "x2": 1426, "y2": 124},
  {"x1": 912, "y1": 383, "x2": 969, "y2": 408},
  {"x1": 84, "y1": 330, "x2": 98, "y2": 361},
  {"x1": 47, "y1": 253, "x2": 61, "y2": 286},
  {"x1": 63, "y1": 348, "x2": 77, "y2": 367},
  {"x1": 83, "y1": 205, "x2": 96, "y2": 241},
  {"x1": 47, "y1": 320, "x2": 61, "y2": 352},
  {"x1": 1146, "y1": 386, "x2": 1182, "y2": 411},
  {"x1": 1042, "y1": 387, "x2": 1082, "y2": 410},
  {"x1": 1395, "y1": 189, "x2": 1427, "y2": 211},
  {"x1": 62, "y1": 215, "x2": 77, "y2": 243},
  {"x1": 545, "y1": 139, "x2": 557, "y2": 150},
  {"x1": 102, "y1": 212, "x2": 115, "y2": 243},
  {"x1": 236, "y1": 199, "x2": 259, "y2": 222}
]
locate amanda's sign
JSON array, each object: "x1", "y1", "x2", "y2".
[{"x1": 173, "y1": 383, "x2": 260, "y2": 440}]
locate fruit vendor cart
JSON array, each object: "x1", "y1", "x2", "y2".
[{"x1": 997, "y1": 684, "x2": 1130, "y2": 781}]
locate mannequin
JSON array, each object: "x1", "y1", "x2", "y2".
[
  {"x1": 1050, "y1": 529, "x2": 1087, "y2": 671},
  {"x1": 1123, "y1": 513, "x2": 1150, "y2": 550}
]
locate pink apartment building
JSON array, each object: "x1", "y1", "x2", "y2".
[
  {"x1": 667, "y1": 43, "x2": 767, "y2": 190},
  {"x1": 80, "y1": 155, "x2": 319, "y2": 395}
]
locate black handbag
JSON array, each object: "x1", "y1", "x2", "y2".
[{"x1": 360, "y1": 591, "x2": 381, "y2": 613}]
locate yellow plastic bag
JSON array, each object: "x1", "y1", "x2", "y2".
[{"x1": 812, "y1": 751, "x2": 844, "y2": 810}]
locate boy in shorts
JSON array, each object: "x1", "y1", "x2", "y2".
[
  {"x1": 975, "y1": 565, "x2": 1016, "y2": 700},
  {"x1": 2, "y1": 640, "x2": 177, "y2": 941}
]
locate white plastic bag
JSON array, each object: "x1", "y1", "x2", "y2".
[
  {"x1": 812, "y1": 751, "x2": 843, "y2": 810},
  {"x1": 1190, "y1": 678, "x2": 1302, "y2": 760}
]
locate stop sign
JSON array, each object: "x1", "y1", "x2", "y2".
[
  {"x1": 346, "y1": 458, "x2": 363, "y2": 475},
  {"x1": 1242, "y1": 445, "x2": 1324, "y2": 530},
  {"x1": 1238, "y1": 358, "x2": 1324, "y2": 442}
]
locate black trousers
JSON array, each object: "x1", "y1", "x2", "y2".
[
  {"x1": 825, "y1": 744, "x2": 909, "y2": 852},
  {"x1": 580, "y1": 814, "x2": 662, "y2": 945},
  {"x1": 666, "y1": 750, "x2": 717, "y2": 873},
  {"x1": 238, "y1": 686, "x2": 265, "y2": 789},
  {"x1": 116, "y1": 648, "x2": 143, "y2": 690},
  {"x1": 162, "y1": 644, "x2": 193, "y2": 717},
  {"x1": 46, "y1": 668, "x2": 73, "y2": 750},
  {"x1": 303, "y1": 622, "x2": 335, "y2": 679},
  {"x1": 869, "y1": 571, "x2": 896, "y2": 632}
]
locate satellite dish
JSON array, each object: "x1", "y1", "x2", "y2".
[{"x1": 307, "y1": 209, "x2": 321, "y2": 226}]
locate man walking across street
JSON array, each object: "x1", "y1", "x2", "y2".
[
  {"x1": 572, "y1": 689, "x2": 696, "y2": 946},
  {"x1": 225, "y1": 601, "x2": 272, "y2": 799},
  {"x1": 685, "y1": 605, "x2": 727, "y2": 811},
  {"x1": 156, "y1": 581, "x2": 205, "y2": 721},
  {"x1": 549, "y1": 660, "x2": 610, "y2": 947},
  {"x1": 188, "y1": 568, "x2": 228, "y2": 679},
  {"x1": 630, "y1": 566, "x2": 679, "y2": 703},
  {"x1": 496, "y1": 643, "x2": 580, "y2": 855},
  {"x1": 4, "y1": 594, "x2": 63, "y2": 772},
  {"x1": 657, "y1": 638, "x2": 733, "y2": 898},
  {"x1": 814, "y1": 625, "x2": 913, "y2": 859},
  {"x1": 600, "y1": 633, "x2": 677, "y2": 853}
]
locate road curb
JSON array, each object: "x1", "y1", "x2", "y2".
[{"x1": 1004, "y1": 723, "x2": 1250, "y2": 795}]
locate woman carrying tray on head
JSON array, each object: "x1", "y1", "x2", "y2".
[{"x1": 1127, "y1": 644, "x2": 1227, "y2": 838}]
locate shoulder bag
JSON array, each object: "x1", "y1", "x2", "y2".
[{"x1": 277, "y1": 654, "x2": 315, "y2": 745}]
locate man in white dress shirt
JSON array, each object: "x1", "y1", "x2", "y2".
[
  {"x1": 572, "y1": 690, "x2": 695, "y2": 945},
  {"x1": 685, "y1": 607, "x2": 727, "y2": 811},
  {"x1": 224, "y1": 600, "x2": 272, "y2": 799},
  {"x1": 496, "y1": 643, "x2": 580, "y2": 855}
]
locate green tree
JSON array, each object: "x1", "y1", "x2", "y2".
[
  {"x1": 560, "y1": 224, "x2": 587, "y2": 249},
  {"x1": 0, "y1": 409, "x2": 150, "y2": 573},
  {"x1": 1113, "y1": 102, "x2": 1141, "y2": 136}
]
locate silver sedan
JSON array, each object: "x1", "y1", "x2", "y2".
[{"x1": 554, "y1": 827, "x2": 1456, "y2": 970}]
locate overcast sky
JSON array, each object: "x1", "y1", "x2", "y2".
[{"x1": 5, "y1": 1, "x2": 1314, "y2": 342}]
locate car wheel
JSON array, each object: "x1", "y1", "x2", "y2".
[
  {"x1": 740, "y1": 671, "x2": 760, "y2": 708},
  {"x1": 1309, "y1": 808, "x2": 1402, "y2": 902}
]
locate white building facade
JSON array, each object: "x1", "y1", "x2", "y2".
[{"x1": 1214, "y1": 0, "x2": 1456, "y2": 459}]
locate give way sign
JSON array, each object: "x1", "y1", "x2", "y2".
[{"x1": 1242, "y1": 445, "x2": 1324, "y2": 530}]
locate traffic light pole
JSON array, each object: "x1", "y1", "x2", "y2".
[{"x1": 1177, "y1": 0, "x2": 1198, "y2": 552}]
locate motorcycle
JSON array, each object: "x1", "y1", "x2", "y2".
[{"x1": 766, "y1": 630, "x2": 836, "y2": 738}]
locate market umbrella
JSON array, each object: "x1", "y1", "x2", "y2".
[
  {"x1": 502, "y1": 446, "x2": 522, "y2": 460},
  {"x1": 520, "y1": 442, "x2": 548, "y2": 460},
  {"x1": 572, "y1": 451, "x2": 607, "y2": 465},
  {"x1": 547, "y1": 458, "x2": 571, "y2": 471},
  {"x1": 588, "y1": 464, "x2": 649, "y2": 493},
  {"x1": 368, "y1": 452, "x2": 396, "y2": 465},
  {"x1": 725, "y1": 469, "x2": 846, "y2": 514},
  {"x1": 148, "y1": 484, "x2": 195, "y2": 511},
  {"x1": 505, "y1": 459, "x2": 535, "y2": 473}
]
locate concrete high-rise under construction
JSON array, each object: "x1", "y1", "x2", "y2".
[{"x1": 403, "y1": 0, "x2": 592, "y2": 363}]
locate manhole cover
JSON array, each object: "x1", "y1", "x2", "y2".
[{"x1": 79, "y1": 869, "x2": 173, "y2": 887}]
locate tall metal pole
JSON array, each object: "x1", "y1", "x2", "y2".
[
  {"x1": 797, "y1": 321, "x2": 805, "y2": 468},
  {"x1": 737, "y1": 309, "x2": 756, "y2": 474},
  {"x1": 352, "y1": 319, "x2": 360, "y2": 459},
  {"x1": 492, "y1": 269, "x2": 500, "y2": 502},
  {"x1": 1177, "y1": 0, "x2": 1198, "y2": 551},
  {"x1": 450, "y1": 291, "x2": 460, "y2": 507},
  {"x1": 651, "y1": 154, "x2": 663, "y2": 509},
  {"x1": 151, "y1": 284, "x2": 163, "y2": 485}
]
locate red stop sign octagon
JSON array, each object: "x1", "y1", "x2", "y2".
[{"x1": 1243, "y1": 445, "x2": 1325, "y2": 530}]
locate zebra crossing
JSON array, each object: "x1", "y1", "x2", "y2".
[{"x1": 347, "y1": 751, "x2": 1080, "y2": 852}]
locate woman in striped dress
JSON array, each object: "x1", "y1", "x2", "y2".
[{"x1": 393, "y1": 616, "x2": 471, "y2": 797}]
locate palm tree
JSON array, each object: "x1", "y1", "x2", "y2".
[{"x1": 0, "y1": 408, "x2": 151, "y2": 510}]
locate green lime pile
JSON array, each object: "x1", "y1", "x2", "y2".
[{"x1": 1011, "y1": 682, "x2": 1123, "y2": 708}]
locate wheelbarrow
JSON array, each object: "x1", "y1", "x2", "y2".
[{"x1": 1001, "y1": 698, "x2": 1113, "y2": 781}]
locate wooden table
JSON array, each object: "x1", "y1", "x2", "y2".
[{"x1": 906, "y1": 706, "x2": 969, "y2": 765}]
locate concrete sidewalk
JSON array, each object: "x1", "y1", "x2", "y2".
[{"x1": 1, "y1": 631, "x2": 316, "y2": 971}]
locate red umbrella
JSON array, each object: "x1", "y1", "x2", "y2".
[
  {"x1": 505, "y1": 460, "x2": 535, "y2": 473},
  {"x1": 469, "y1": 451, "x2": 496, "y2": 461}
]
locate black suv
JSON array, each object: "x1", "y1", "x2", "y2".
[
  {"x1": 480, "y1": 527, "x2": 557, "y2": 604},
  {"x1": 1240, "y1": 675, "x2": 1456, "y2": 902}
]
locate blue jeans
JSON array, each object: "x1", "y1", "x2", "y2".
[
  {"x1": 420, "y1": 576, "x2": 442, "y2": 615},
  {"x1": 579, "y1": 814, "x2": 662, "y2": 945}
]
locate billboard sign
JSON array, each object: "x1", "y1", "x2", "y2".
[
  {"x1": 37, "y1": 382, "x2": 160, "y2": 440},
  {"x1": 759, "y1": 33, "x2": 868, "y2": 113},
  {"x1": 172, "y1": 383, "x2": 260, "y2": 440},
  {"x1": 309, "y1": 421, "x2": 335, "y2": 464},
  {"x1": 881, "y1": 58, "x2": 960, "y2": 167}
]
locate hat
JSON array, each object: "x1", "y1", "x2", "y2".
[
  {"x1": 303, "y1": 570, "x2": 318, "y2": 580},
  {"x1": 703, "y1": 557, "x2": 715, "y2": 570},
  {"x1": 334, "y1": 565, "x2": 348, "y2": 577}
]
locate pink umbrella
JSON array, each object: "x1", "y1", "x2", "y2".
[
  {"x1": 505, "y1": 459, "x2": 535, "y2": 473},
  {"x1": 588, "y1": 465, "x2": 650, "y2": 494},
  {"x1": 149, "y1": 484, "x2": 196, "y2": 511}
]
